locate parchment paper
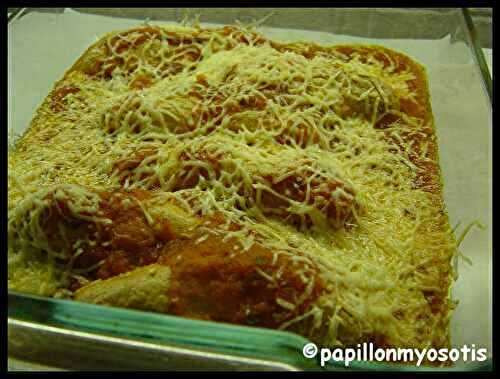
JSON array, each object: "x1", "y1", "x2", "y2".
[{"x1": 8, "y1": 9, "x2": 492, "y2": 356}]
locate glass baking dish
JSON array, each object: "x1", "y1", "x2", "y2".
[{"x1": 8, "y1": 7, "x2": 492, "y2": 371}]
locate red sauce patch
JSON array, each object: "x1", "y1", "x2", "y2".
[
  {"x1": 158, "y1": 234, "x2": 324, "y2": 328},
  {"x1": 50, "y1": 85, "x2": 81, "y2": 112},
  {"x1": 130, "y1": 75, "x2": 154, "y2": 90}
]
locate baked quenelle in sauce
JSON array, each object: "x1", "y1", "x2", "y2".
[{"x1": 8, "y1": 23, "x2": 458, "y2": 366}]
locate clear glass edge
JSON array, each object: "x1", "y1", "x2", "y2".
[
  {"x1": 461, "y1": 8, "x2": 492, "y2": 103},
  {"x1": 8, "y1": 291, "x2": 315, "y2": 370},
  {"x1": 8, "y1": 7, "x2": 492, "y2": 372},
  {"x1": 8, "y1": 291, "x2": 492, "y2": 371}
]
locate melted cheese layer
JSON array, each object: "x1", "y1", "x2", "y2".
[{"x1": 8, "y1": 23, "x2": 457, "y2": 354}]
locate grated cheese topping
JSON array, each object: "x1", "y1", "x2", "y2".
[{"x1": 8, "y1": 22, "x2": 457, "y2": 352}]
